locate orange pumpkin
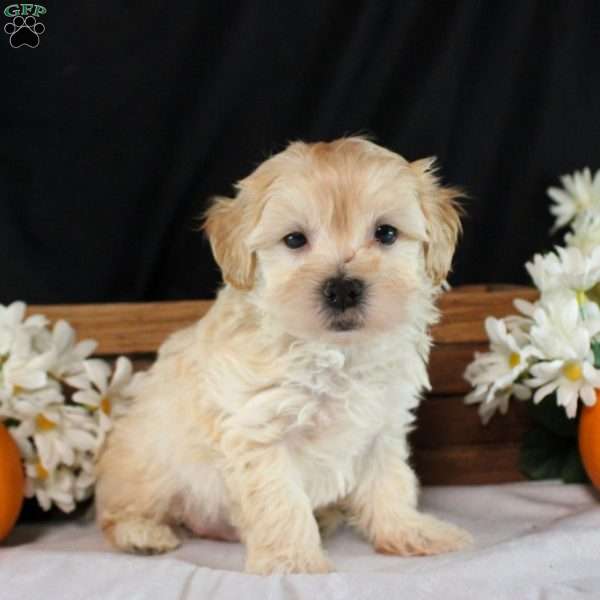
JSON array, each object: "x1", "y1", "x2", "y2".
[
  {"x1": 579, "y1": 389, "x2": 600, "y2": 489},
  {"x1": 0, "y1": 423, "x2": 25, "y2": 541}
]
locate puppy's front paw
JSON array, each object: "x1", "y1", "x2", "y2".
[
  {"x1": 246, "y1": 549, "x2": 334, "y2": 575},
  {"x1": 110, "y1": 519, "x2": 181, "y2": 555},
  {"x1": 374, "y1": 514, "x2": 472, "y2": 557}
]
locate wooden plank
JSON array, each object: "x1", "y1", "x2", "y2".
[
  {"x1": 411, "y1": 396, "x2": 531, "y2": 448},
  {"x1": 431, "y1": 287, "x2": 537, "y2": 344},
  {"x1": 27, "y1": 286, "x2": 537, "y2": 355},
  {"x1": 428, "y1": 342, "x2": 487, "y2": 396},
  {"x1": 27, "y1": 301, "x2": 212, "y2": 355},
  {"x1": 413, "y1": 443, "x2": 525, "y2": 485}
]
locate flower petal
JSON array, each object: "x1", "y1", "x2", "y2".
[
  {"x1": 533, "y1": 381, "x2": 560, "y2": 404},
  {"x1": 84, "y1": 359, "x2": 111, "y2": 393},
  {"x1": 110, "y1": 356, "x2": 132, "y2": 390}
]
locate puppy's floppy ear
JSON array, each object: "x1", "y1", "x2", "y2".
[
  {"x1": 412, "y1": 157, "x2": 463, "y2": 285},
  {"x1": 204, "y1": 151, "x2": 289, "y2": 289},
  {"x1": 203, "y1": 193, "x2": 259, "y2": 290}
]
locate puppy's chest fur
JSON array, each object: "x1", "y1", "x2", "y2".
[
  {"x1": 248, "y1": 340, "x2": 423, "y2": 507},
  {"x1": 163, "y1": 317, "x2": 430, "y2": 511}
]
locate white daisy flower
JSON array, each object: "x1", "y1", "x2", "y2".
[
  {"x1": 48, "y1": 320, "x2": 97, "y2": 379},
  {"x1": 464, "y1": 317, "x2": 536, "y2": 424},
  {"x1": 3, "y1": 383, "x2": 63, "y2": 425},
  {"x1": 466, "y1": 168, "x2": 600, "y2": 427},
  {"x1": 504, "y1": 310, "x2": 534, "y2": 343},
  {"x1": 11, "y1": 400, "x2": 97, "y2": 471},
  {"x1": 466, "y1": 382, "x2": 531, "y2": 425},
  {"x1": 0, "y1": 329, "x2": 55, "y2": 394},
  {"x1": 7, "y1": 421, "x2": 36, "y2": 461},
  {"x1": 527, "y1": 359, "x2": 600, "y2": 418},
  {"x1": 548, "y1": 167, "x2": 600, "y2": 231},
  {"x1": 73, "y1": 452, "x2": 96, "y2": 502},
  {"x1": 24, "y1": 462, "x2": 77, "y2": 513},
  {"x1": 526, "y1": 297, "x2": 600, "y2": 417},
  {"x1": 68, "y1": 356, "x2": 133, "y2": 450},
  {"x1": 509, "y1": 298, "x2": 541, "y2": 333},
  {"x1": 0, "y1": 300, "x2": 134, "y2": 513},
  {"x1": 525, "y1": 247, "x2": 600, "y2": 310},
  {"x1": 525, "y1": 252, "x2": 563, "y2": 295},
  {"x1": 0, "y1": 301, "x2": 48, "y2": 356},
  {"x1": 556, "y1": 246, "x2": 600, "y2": 294},
  {"x1": 565, "y1": 213, "x2": 600, "y2": 256},
  {"x1": 529, "y1": 295, "x2": 600, "y2": 360}
]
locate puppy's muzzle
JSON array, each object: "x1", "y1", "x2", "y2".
[{"x1": 322, "y1": 277, "x2": 365, "y2": 312}]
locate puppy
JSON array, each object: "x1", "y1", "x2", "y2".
[{"x1": 95, "y1": 137, "x2": 472, "y2": 574}]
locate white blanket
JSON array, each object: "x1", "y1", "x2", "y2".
[{"x1": 2, "y1": 481, "x2": 600, "y2": 600}]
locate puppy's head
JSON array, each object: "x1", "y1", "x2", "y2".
[{"x1": 204, "y1": 137, "x2": 462, "y2": 342}]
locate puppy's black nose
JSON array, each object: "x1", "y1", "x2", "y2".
[{"x1": 322, "y1": 277, "x2": 364, "y2": 312}]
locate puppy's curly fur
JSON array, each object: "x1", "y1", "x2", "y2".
[{"x1": 96, "y1": 137, "x2": 471, "y2": 574}]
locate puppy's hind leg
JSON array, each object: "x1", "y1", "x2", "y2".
[
  {"x1": 107, "y1": 519, "x2": 180, "y2": 555},
  {"x1": 96, "y1": 432, "x2": 181, "y2": 555}
]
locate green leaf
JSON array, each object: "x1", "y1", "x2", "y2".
[
  {"x1": 561, "y1": 446, "x2": 590, "y2": 484},
  {"x1": 520, "y1": 427, "x2": 571, "y2": 480},
  {"x1": 586, "y1": 282, "x2": 600, "y2": 307},
  {"x1": 527, "y1": 394, "x2": 578, "y2": 438},
  {"x1": 520, "y1": 423, "x2": 589, "y2": 483},
  {"x1": 592, "y1": 341, "x2": 600, "y2": 369}
]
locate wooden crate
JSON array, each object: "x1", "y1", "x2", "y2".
[{"x1": 29, "y1": 285, "x2": 537, "y2": 486}]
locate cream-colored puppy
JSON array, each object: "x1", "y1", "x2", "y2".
[{"x1": 96, "y1": 137, "x2": 471, "y2": 574}]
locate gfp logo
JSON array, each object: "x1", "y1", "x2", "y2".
[{"x1": 4, "y1": 4, "x2": 46, "y2": 48}]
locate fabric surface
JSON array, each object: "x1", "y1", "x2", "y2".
[
  {"x1": 2, "y1": 481, "x2": 599, "y2": 599},
  {"x1": 3, "y1": 2, "x2": 600, "y2": 304}
]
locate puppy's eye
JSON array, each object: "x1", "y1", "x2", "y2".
[
  {"x1": 375, "y1": 224, "x2": 398, "y2": 245},
  {"x1": 283, "y1": 232, "x2": 307, "y2": 249}
]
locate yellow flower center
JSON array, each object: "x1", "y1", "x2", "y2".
[
  {"x1": 36, "y1": 461, "x2": 48, "y2": 480},
  {"x1": 508, "y1": 352, "x2": 521, "y2": 368},
  {"x1": 563, "y1": 361, "x2": 583, "y2": 382},
  {"x1": 35, "y1": 414, "x2": 56, "y2": 431},
  {"x1": 100, "y1": 396, "x2": 112, "y2": 415},
  {"x1": 12, "y1": 385, "x2": 25, "y2": 395},
  {"x1": 576, "y1": 290, "x2": 587, "y2": 305}
]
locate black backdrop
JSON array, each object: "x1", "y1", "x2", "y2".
[{"x1": 2, "y1": 1, "x2": 600, "y2": 303}]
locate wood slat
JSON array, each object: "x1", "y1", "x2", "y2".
[
  {"x1": 413, "y1": 443, "x2": 525, "y2": 485},
  {"x1": 28, "y1": 301, "x2": 212, "y2": 355},
  {"x1": 28, "y1": 286, "x2": 537, "y2": 355},
  {"x1": 428, "y1": 342, "x2": 487, "y2": 396},
  {"x1": 431, "y1": 286, "x2": 537, "y2": 344},
  {"x1": 411, "y1": 396, "x2": 531, "y2": 448}
]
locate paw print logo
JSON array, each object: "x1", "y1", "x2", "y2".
[{"x1": 4, "y1": 15, "x2": 45, "y2": 48}]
